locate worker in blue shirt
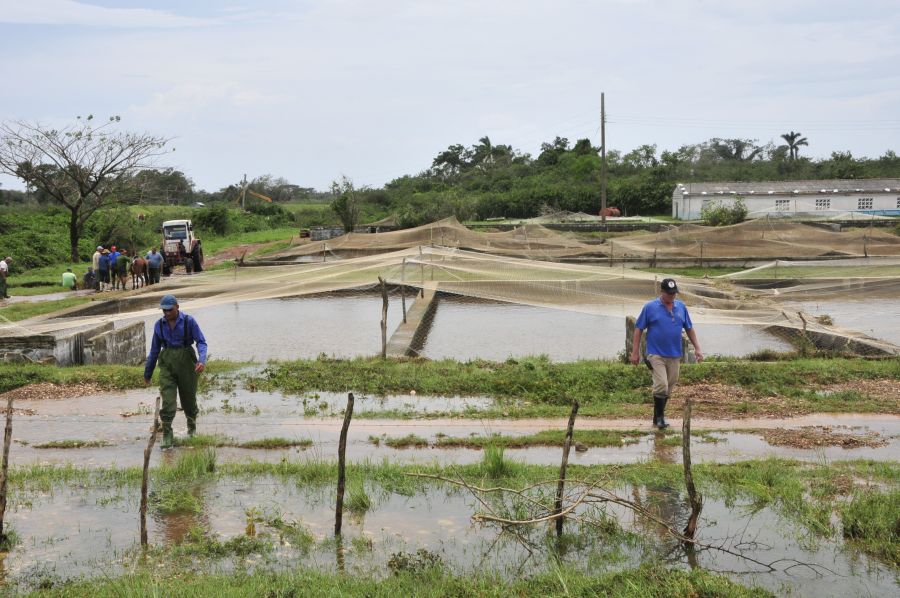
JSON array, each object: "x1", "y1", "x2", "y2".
[
  {"x1": 144, "y1": 294, "x2": 208, "y2": 448},
  {"x1": 630, "y1": 278, "x2": 703, "y2": 429}
]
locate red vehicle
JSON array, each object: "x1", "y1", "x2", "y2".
[{"x1": 600, "y1": 207, "x2": 621, "y2": 217}]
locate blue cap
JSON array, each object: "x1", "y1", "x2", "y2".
[{"x1": 160, "y1": 295, "x2": 178, "y2": 309}]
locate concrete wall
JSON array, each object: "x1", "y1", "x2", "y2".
[
  {"x1": 84, "y1": 321, "x2": 146, "y2": 366},
  {"x1": 0, "y1": 320, "x2": 145, "y2": 366}
]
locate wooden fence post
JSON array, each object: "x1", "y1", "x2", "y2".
[
  {"x1": 682, "y1": 395, "x2": 702, "y2": 539},
  {"x1": 335, "y1": 392, "x2": 355, "y2": 536},
  {"x1": 378, "y1": 277, "x2": 388, "y2": 359},
  {"x1": 0, "y1": 393, "x2": 15, "y2": 541},
  {"x1": 140, "y1": 396, "x2": 162, "y2": 547},
  {"x1": 554, "y1": 401, "x2": 579, "y2": 536}
]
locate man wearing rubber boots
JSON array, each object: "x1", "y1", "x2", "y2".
[
  {"x1": 630, "y1": 278, "x2": 703, "y2": 429},
  {"x1": 144, "y1": 294, "x2": 208, "y2": 448}
]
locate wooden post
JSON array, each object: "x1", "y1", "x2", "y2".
[
  {"x1": 0, "y1": 393, "x2": 15, "y2": 540},
  {"x1": 378, "y1": 277, "x2": 388, "y2": 359},
  {"x1": 334, "y1": 392, "x2": 354, "y2": 536},
  {"x1": 682, "y1": 394, "x2": 702, "y2": 539},
  {"x1": 140, "y1": 396, "x2": 161, "y2": 547},
  {"x1": 419, "y1": 246, "x2": 425, "y2": 298},
  {"x1": 608, "y1": 241, "x2": 614, "y2": 267},
  {"x1": 322, "y1": 242, "x2": 327, "y2": 263},
  {"x1": 554, "y1": 401, "x2": 579, "y2": 536},
  {"x1": 864, "y1": 235, "x2": 868, "y2": 258},
  {"x1": 401, "y1": 257, "x2": 407, "y2": 324},
  {"x1": 699, "y1": 241, "x2": 704, "y2": 268}
]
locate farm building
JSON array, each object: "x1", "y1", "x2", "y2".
[{"x1": 671, "y1": 179, "x2": 900, "y2": 220}]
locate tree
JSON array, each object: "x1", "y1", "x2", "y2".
[
  {"x1": 0, "y1": 115, "x2": 170, "y2": 260},
  {"x1": 330, "y1": 175, "x2": 362, "y2": 233},
  {"x1": 780, "y1": 131, "x2": 808, "y2": 160}
]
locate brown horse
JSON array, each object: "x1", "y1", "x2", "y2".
[{"x1": 131, "y1": 256, "x2": 147, "y2": 289}]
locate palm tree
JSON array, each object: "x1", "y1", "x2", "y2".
[{"x1": 781, "y1": 131, "x2": 809, "y2": 160}]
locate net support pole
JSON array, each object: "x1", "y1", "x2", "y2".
[
  {"x1": 140, "y1": 396, "x2": 161, "y2": 547},
  {"x1": 401, "y1": 257, "x2": 407, "y2": 324},
  {"x1": 554, "y1": 400, "x2": 579, "y2": 537},
  {"x1": 378, "y1": 277, "x2": 388, "y2": 359},
  {"x1": 419, "y1": 246, "x2": 424, "y2": 298},
  {"x1": 335, "y1": 392, "x2": 354, "y2": 536},
  {"x1": 0, "y1": 393, "x2": 14, "y2": 541}
]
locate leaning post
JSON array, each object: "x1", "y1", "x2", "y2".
[
  {"x1": 334, "y1": 392, "x2": 355, "y2": 536},
  {"x1": 554, "y1": 400, "x2": 579, "y2": 536},
  {"x1": 682, "y1": 394, "x2": 702, "y2": 539},
  {"x1": 140, "y1": 396, "x2": 162, "y2": 547},
  {"x1": 0, "y1": 393, "x2": 15, "y2": 541},
  {"x1": 400, "y1": 257, "x2": 407, "y2": 324}
]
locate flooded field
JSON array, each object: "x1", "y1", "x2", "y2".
[
  {"x1": 129, "y1": 296, "x2": 405, "y2": 361},
  {"x1": 7, "y1": 387, "x2": 899, "y2": 470},
  {"x1": 782, "y1": 297, "x2": 900, "y2": 346},
  {"x1": 421, "y1": 296, "x2": 792, "y2": 361},
  {"x1": 0, "y1": 472, "x2": 896, "y2": 597}
]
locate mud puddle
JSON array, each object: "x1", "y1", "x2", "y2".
[{"x1": 0, "y1": 476, "x2": 895, "y2": 597}]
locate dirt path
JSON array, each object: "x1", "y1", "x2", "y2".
[{"x1": 204, "y1": 239, "x2": 304, "y2": 268}]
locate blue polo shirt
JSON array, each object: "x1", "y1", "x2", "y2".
[
  {"x1": 144, "y1": 312, "x2": 208, "y2": 379},
  {"x1": 145, "y1": 252, "x2": 163, "y2": 268},
  {"x1": 635, "y1": 298, "x2": 693, "y2": 358}
]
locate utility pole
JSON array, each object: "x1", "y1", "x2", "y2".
[
  {"x1": 241, "y1": 173, "x2": 247, "y2": 211},
  {"x1": 600, "y1": 92, "x2": 607, "y2": 224}
]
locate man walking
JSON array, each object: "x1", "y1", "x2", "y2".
[
  {"x1": 114, "y1": 249, "x2": 130, "y2": 291},
  {"x1": 630, "y1": 278, "x2": 703, "y2": 429},
  {"x1": 0, "y1": 256, "x2": 10, "y2": 299},
  {"x1": 108, "y1": 246, "x2": 120, "y2": 290},
  {"x1": 98, "y1": 249, "x2": 110, "y2": 291},
  {"x1": 144, "y1": 295, "x2": 208, "y2": 449}
]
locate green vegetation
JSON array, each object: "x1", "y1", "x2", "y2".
[
  {"x1": 150, "y1": 448, "x2": 217, "y2": 515},
  {"x1": 251, "y1": 356, "x2": 900, "y2": 418},
  {"x1": 701, "y1": 197, "x2": 748, "y2": 226},
  {"x1": 346, "y1": 482, "x2": 373, "y2": 514},
  {"x1": 175, "y1": 434, "x2": 311, "y2": 450},
  {"x1": 25, "y1": 564, "x2": 772, "y2": 597},
  {"x1": 33, "y1": 439, "x2": 110, "y2": 449},
  {"x1": 0, "y1": 296, "x2": 94, "y2": 322},
  {"x1": 840, "y1": 490, "x2": 900, "y2": 566}
]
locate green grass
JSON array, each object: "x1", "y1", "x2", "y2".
[
  {"x1": 0, "y1": 296, "x2": 95, "y2": 321},
  {"x1": 840, "y1": 489, "x2": 900, "y2": 566},
  {"x1": 639, "y1": 266, "x2": 747, "y2": 278},
  {"x1": 175, "y1": 434, "x2": 312, "y2": 450},
  {"x1": 346, "y1": 482, "x2": 373, "y2": 514},
  {"x1": 33, "y1": 439, "x2": 110, "y2": 449},
  {"x1": 434, "y1": 429, "x2": 644, "y2": 449},
  {"x1": 249, "y1": 356, "x2": 900, "y2": 419},
  {"x1": 200, "y1": 227, "x2": 298, "y2": 256},
  {"x1": 23, "y1": 563, "x2": 772, "y2": 597}
]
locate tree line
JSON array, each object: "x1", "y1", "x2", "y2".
[{"x1": 2, "y1": 115, "x2": 898, "y2": 260}]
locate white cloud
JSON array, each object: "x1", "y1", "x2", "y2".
[{"x1": 0, "y1": 0, "x2": 216, "y2": 28}]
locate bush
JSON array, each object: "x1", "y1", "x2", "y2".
[
  {"x1": 701, "y1": 197, "x2": 748, "y2": 226},
  {"x1": 193, "y1": 204, "x2": 230, "y2": 235}
]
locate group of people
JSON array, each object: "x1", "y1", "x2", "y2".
[{"x1": 89, "y1": 246, "x2": 165, "y2": 292}]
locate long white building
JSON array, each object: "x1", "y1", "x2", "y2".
[{"x1": 671, "y1": 179, "x2": 900, "y2": 220}]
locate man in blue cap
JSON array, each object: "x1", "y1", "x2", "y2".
[
  {"x1": 630, "y1": 278, "x2": 703, "y2": 429},
  {"x1": 144, "y1": 294, "x2": 208, "y2": 448}
]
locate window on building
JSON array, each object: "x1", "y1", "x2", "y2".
[
  {"x1": 815, "y1": 198, "x2": 830, "y2": 210},
  {"x1": 775, "y1": 199, "x2": 790, "y2": 211},
  {"x1": 858, "y1": 198, "x2": 873, "y2": 210},
  {"x1": 896, "y1": 197, "x2": 900, "y2": 208}
]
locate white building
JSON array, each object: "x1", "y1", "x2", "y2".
[{"x1": 672, "y1": 179, "x2": 900, "y2": 220}]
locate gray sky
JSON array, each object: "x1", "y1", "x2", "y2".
[{"x1": 1, "y1": 0, "x2": 898, "y2": 192}]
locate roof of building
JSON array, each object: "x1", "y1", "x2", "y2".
[{"x1": 673, "y1": 179, "x2": 900, "y2": 198}]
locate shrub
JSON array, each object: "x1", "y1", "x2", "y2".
[{"x1": 701, "y1": 197, "x2": 748, "y2": 226}]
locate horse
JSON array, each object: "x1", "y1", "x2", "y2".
[{"x1": 131, "y1": 256, "x2": 147, "y2": 289}]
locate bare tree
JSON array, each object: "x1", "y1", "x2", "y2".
[{"x1": 0, "y1": 115, "x2": 171, "y2": 261}]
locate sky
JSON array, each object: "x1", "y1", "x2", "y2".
[{"x1": 1, "y1": 0, "x2": 898, "y2": 192}]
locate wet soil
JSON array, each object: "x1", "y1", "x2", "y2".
[
  {"x1": 761, "y1": 426, "x2": 888, "y2": 449},
  {"x1": 0, "y1": 381, "x2": 108, "y2": 401},
  {"x1": 5, "y1": 386, "x2": 899, "y2": 470}
]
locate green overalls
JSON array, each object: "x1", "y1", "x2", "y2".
[{"x1": 156, "y1": 318, "x2": 199, "y2": 434}]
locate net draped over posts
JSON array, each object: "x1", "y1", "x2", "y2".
[{"x1": 2, "y1": 218, "x2": 899, "y2": 357}]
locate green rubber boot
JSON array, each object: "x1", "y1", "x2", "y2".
[
  {"x1": 187, "y1": 417, "x2": 197, "y2": 437},
  {"x1": 161, "y1": 424, "x2": 175, "y2": 449}
]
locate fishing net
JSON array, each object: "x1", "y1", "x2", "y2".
[{"x1": 3, "y1": 242, "x2": 897, "y2": 357}]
